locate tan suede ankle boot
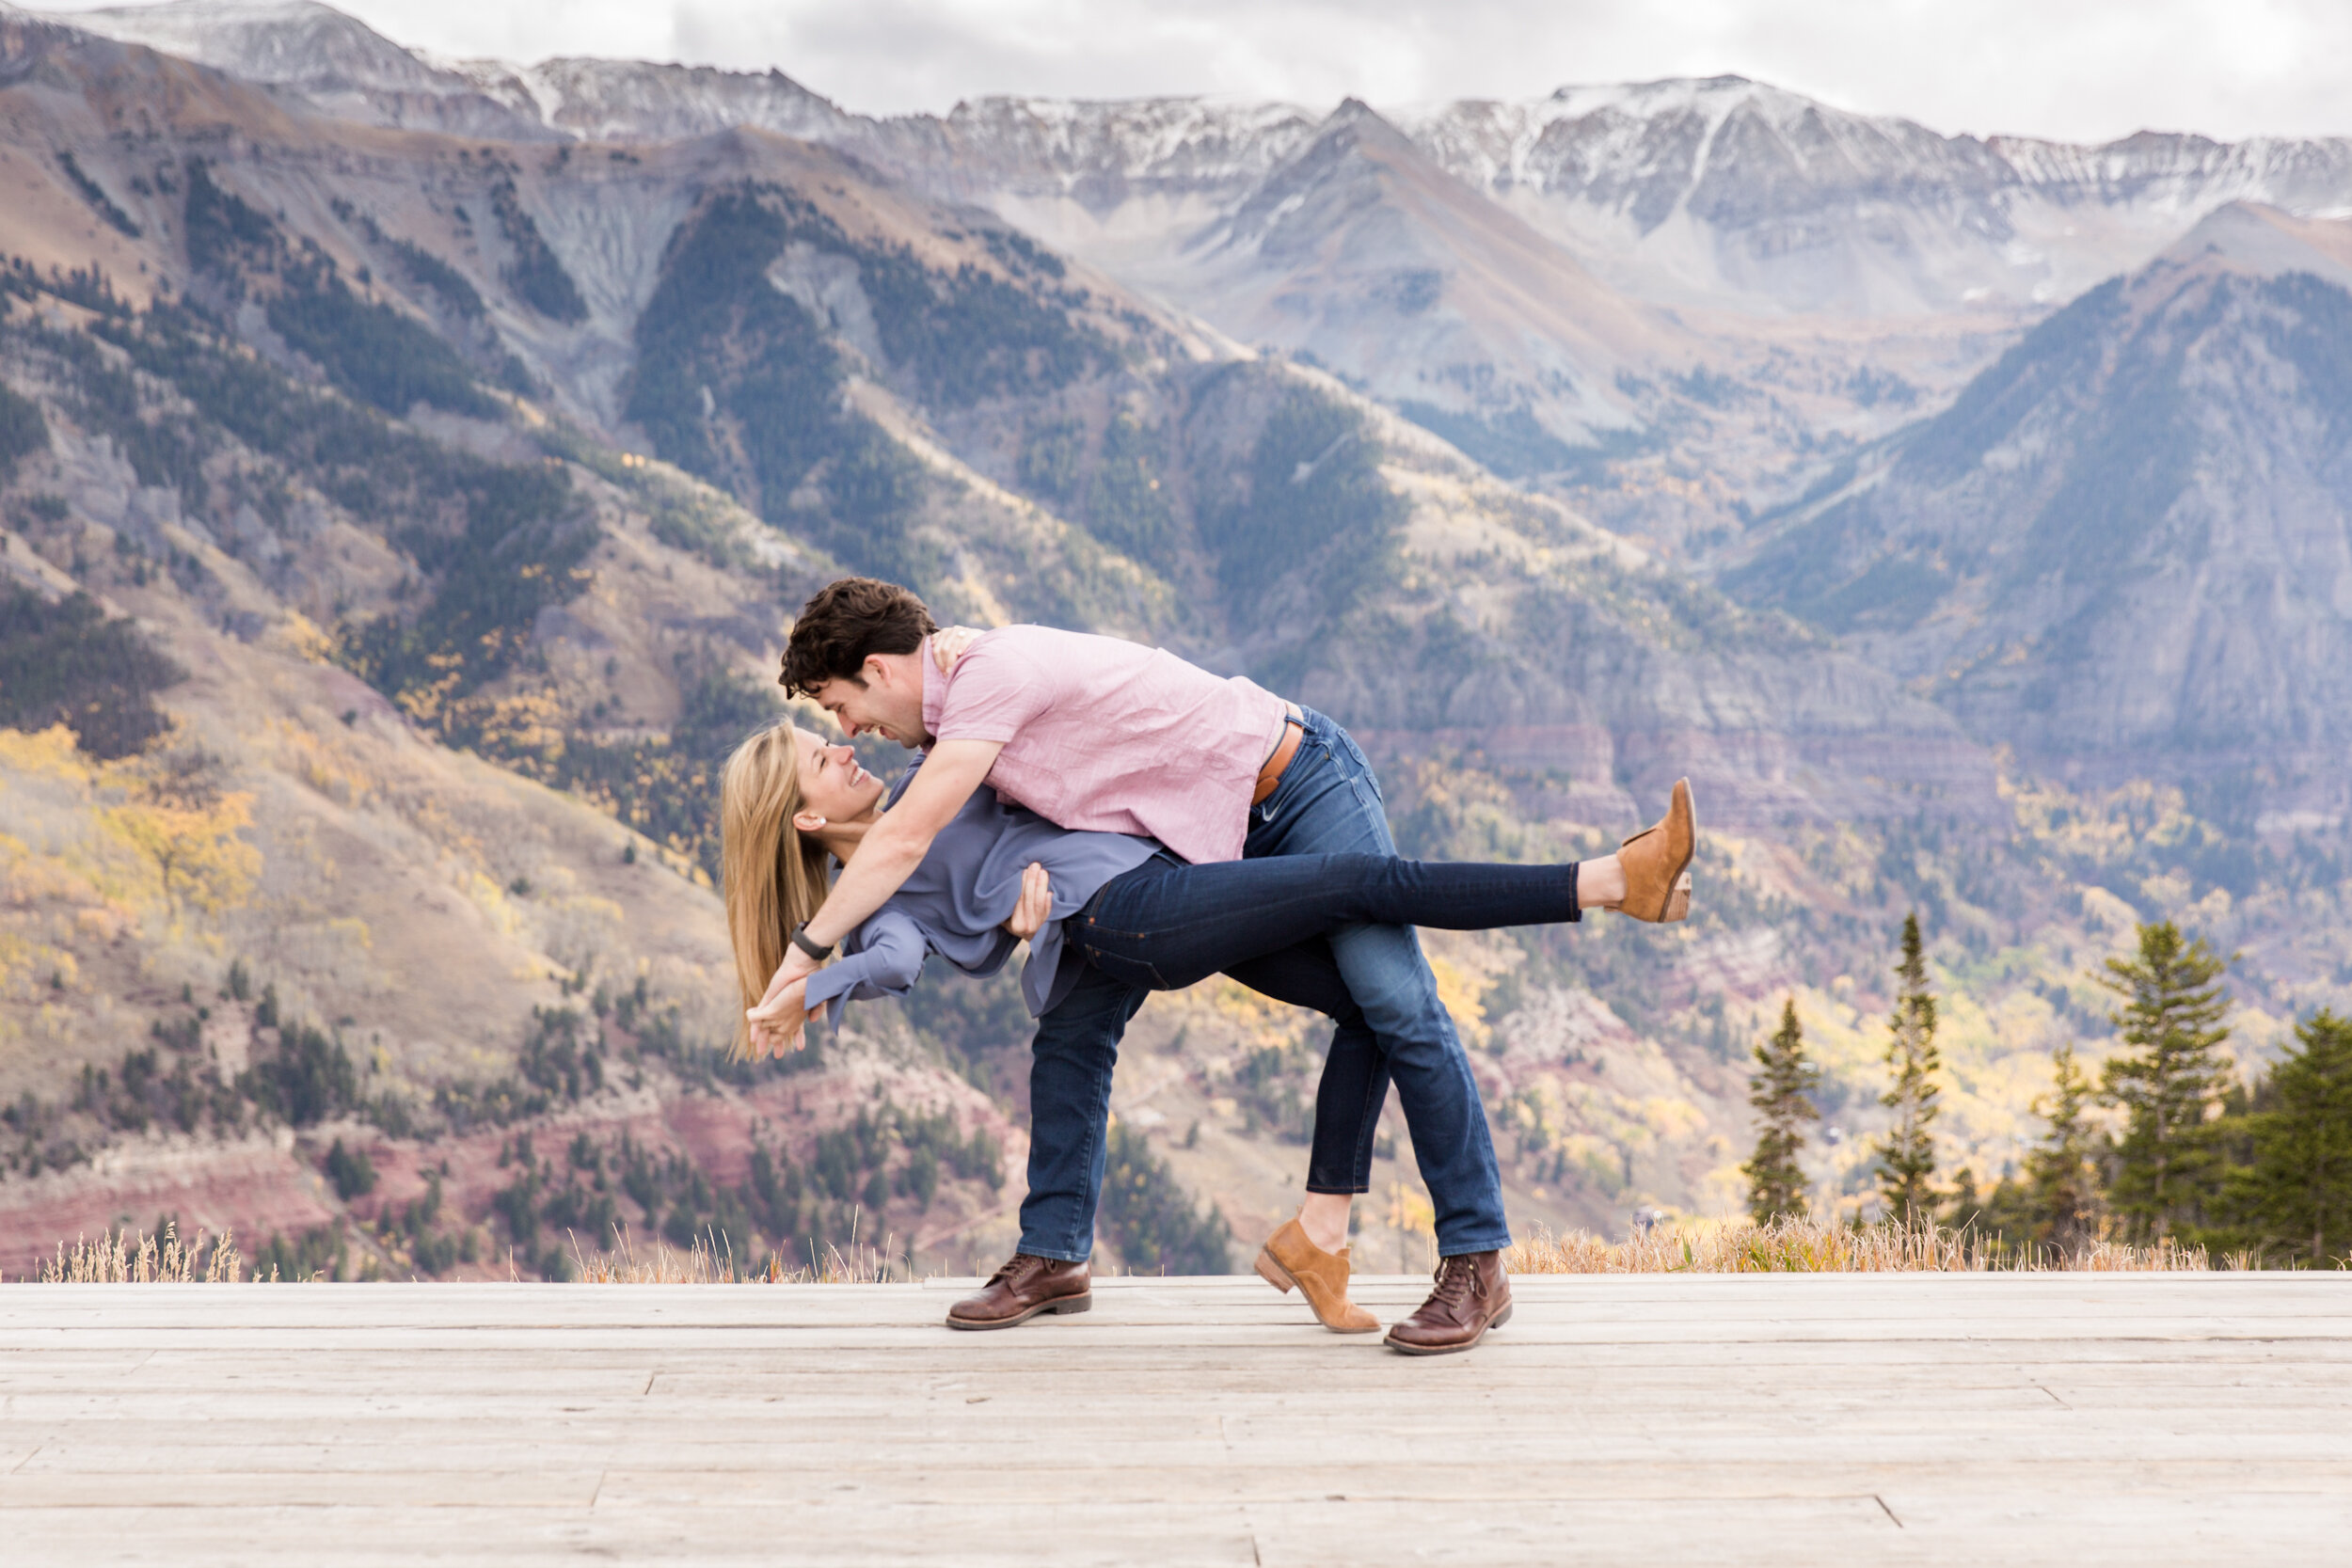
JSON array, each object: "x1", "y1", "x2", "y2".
[
  {"x1": 1256, "y1": 1217, "x2": 1380, "y2": 1333},
  {"x1": 1617, "y1": 778, "x2": 1696, "y2": 923}
]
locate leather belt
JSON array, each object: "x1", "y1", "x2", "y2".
[{"x1": 1252, "y1": 704, "x2": 1306, "y2": 806}]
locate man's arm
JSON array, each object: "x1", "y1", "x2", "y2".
[{"x1": 752, "y1": 737, "x2": 1004, "y2": 1012}]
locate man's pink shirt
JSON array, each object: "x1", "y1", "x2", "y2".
[{"x1": 920, "y1": 626, "x2": 1286, "y2": 865}]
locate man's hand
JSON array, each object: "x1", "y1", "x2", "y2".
[
  {"x1": 754, "y1": 944, "x2": 820, "y2": 1020},
  {"x1": 931, "y1": 626, "x2": 984, "y2": 673},
  {"x1": 1002, "y1": 862, "x2": 1053, "y2": 940},
  {"x1": 745, "y1": 974, "x2": 818, "y2": 1059}
]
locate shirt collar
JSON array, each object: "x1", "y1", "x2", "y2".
[{"x1": 919, "y1": 634, "x2": 947, "y2": 745}]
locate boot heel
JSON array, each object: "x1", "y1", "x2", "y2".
[
  {"x1": 1052, "y1": 1293, "x2": 1092, "y2": 1315},
  {"x1": 1491, "y1": 1302, "x2": 1514, "y2": 1329},
  {"x1": 1254, "y1": 1249, "x2": 1295, "y2": 1293}
]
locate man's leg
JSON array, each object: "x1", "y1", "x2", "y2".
[
  {"x1": 949, "y1": 964, "x2": 1149, "y2": 1331},
  {"x1": 1016, "y1": 963, "x2": 1151, "y2": 1262},
  {"x1": 1244, "y1": 711, "x2": 1512, "y2": 1259},
  {"x1": 1224, "y1": 944, "x2": 1391, "y2": 1202}
]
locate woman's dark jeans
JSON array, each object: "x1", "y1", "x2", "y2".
[
  {"x1": 1079, "y1": 853, "x2": 1579, "y2": 994},
  {"x1": 1076, "y1": 851, "x2": 1578, "y2": 1205}
]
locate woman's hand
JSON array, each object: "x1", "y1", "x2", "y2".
[
  {"x1": 755, "y1": 945, "x2": 821, "y2": 1019},
  {"x1": 745, "y1": 975, "x2": 818, "y2": 1059},
  {"x1": 1002, "y1": 861, "x2": 1053, "y2": 940},
  {"x1": 931, "y1": 626, "x2": 984, "y2": 673}
]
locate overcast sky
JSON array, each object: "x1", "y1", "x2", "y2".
[{"x1": 46, "y1": 0, "x2": 2352, "y2": 143}]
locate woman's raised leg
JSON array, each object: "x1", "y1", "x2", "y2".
[{"x1": 1074, "y1": 853, "x2": 1583, "y2": 994}]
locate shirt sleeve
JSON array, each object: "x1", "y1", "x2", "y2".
[
  {"x1": 803, "y1": 910, "x2": 930, "y2": 1022},
  {"x1": 933, "y1": 634, "x2": 1055, "y2": 745}
]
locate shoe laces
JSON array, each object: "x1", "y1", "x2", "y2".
[
  {"x1": 990, "y1": 1253, "x2": 1043, "y2": 1289},
  {"x1": 1426, "y1": 1254, "x2": 1484, "y2": 1309}
]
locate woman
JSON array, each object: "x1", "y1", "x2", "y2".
[{"x1": 723, "y1": 724, "x2": 1694, "y2": 1331}]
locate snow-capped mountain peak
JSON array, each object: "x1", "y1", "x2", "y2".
[{"x1": 31, "y1": 0, "x2": 2352, "y2": 323}]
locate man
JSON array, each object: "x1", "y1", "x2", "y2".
[{"x1": 753, "y1": 578, "x2": 1690, "y2": 1354}]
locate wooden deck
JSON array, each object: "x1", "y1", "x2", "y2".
[{"x1": 3, "y1": 1273, "x2": 2345, "y2": 1565}]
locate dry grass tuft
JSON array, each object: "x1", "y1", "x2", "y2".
[
  {"x1": 568, "y1": 1226, "x2": 909, "y2": 1284},
  {"x1": 34, "y1": 1223, "x2": 246, "y2": 1283},
  {"x1": 1506, "y1": 1216, "x2": 2214, "y2": 1274}
]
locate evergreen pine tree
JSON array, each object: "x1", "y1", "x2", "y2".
[
  {"x1": 2221, "y1": 1010, "x2": 2352, "y2": 1265},
  {"x1": 1742, "y1": 997, "x2": 1820, "y2": 1223},
  {"x1": 1873, "y1": 912, "x2": 1942, "y2": 1221},
  {"x1": 2020, "y1": 1042, "x2": 2103, "y2": 1256},
  {"x1": 2099, "y1": 921, "x2": 2233, "y2": 1243},
  {"x1": 1941, "y1": 1165, "x2": 1984, "y2": 1231}
]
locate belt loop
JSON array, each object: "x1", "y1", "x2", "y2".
[{"x1": 1253, "y1": 708, "x2": 1305, "y2": 807}]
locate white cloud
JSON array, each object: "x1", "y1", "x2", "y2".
[{"x1": 39, "y1": 0, "x2": 2352, "y2": 142}]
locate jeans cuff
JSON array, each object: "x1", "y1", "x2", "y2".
[
  {"x1": 1436, "y1": 1230, "x2": 1514, "y2": 1258},
  {"x1": 1016, "y1": 1239, "x2": 1093, "y2": 1264},
  {"x1": 1303, "y1": 1181, "x2": 1370, "y2": 1196}
]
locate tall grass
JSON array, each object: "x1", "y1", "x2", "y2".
[
  {"x1": 1505, "y1": 1216, "x2": 2216, "y2": 1274},
  {"x1": 567, "y1": 1226, "x2": 909, "y2": 1284},
  {"x1": 22, "y1": 1216, "x2": 2238, "y2": 1282},
  {"x1": 34, "y1": 1223, "x2": 246, "y2": 1283},
  {"x1": 21, "y1": 1223, "x2": 909, "y2": 1284}
]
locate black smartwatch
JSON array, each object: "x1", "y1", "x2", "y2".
[{"x1": 789, "y1": 924, "x2": 834, "y2": 962}]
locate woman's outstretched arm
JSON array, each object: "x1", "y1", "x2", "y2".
[{"x1": 753, "y1": 911, "x2": 930, "y2": 1056}]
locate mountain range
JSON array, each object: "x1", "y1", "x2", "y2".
[
  {"x1": 1726, "y1": 203, "x2": 2352, "y2": 813},
  {"x1": 0, "y1": 0, "x2": 2345, "y2": 1279}
]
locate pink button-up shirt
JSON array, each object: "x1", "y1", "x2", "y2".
[{"x1": 921, "y1": 626, "x2": 1287, "y2": 865}]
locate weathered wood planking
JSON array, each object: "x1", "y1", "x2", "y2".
[{"x1": 2, "y1": 1275, "x2": 2345, "y2": 1565}]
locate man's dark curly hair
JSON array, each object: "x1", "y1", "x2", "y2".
[{"x1": 781, "y1": 578, "x2": 938, "y2": 696}]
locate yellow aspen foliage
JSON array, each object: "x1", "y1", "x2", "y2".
[
  {"x1": 1385, "y1": 1180, "x2": 1436, "y2": 1241},
  {"x1": 276, "y1": 611, "x2": 339, "y2": 664},
  {"x1": 99, "y1": 784, "x2": 261, "y2": 915},
  {"x1": 0, "y1": 725, "x2": 260, "y2": 917},
  {"x1": 1426, "y1": 952, "x2": 1491, "y2": 1050}
]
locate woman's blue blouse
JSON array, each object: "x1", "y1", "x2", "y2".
[{"x1": 803, "y1": 765, "x2": 1163, "y2": 1022}]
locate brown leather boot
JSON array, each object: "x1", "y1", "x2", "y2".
[
  {"x1": 1385, "y1": 1250, "x2": 1513, "y2": 1355},
  {"x1": 1256, "y1": 1217, "x2": 1380, "y2": 1333},
  {"x1": 945, "y1": 1253, "x2": 1092, "y2": 1331},
  {"x1": 1616, "y1": 778, "x2": 1696, "y2": 923}
]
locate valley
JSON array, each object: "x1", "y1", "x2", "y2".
[{"x1": 0, "y1": 1, "x2": 2347, "y2": 1281}]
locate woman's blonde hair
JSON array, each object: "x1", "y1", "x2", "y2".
[{"x1": 720, "y1": 724, "x2": 835, "y2": 1052}]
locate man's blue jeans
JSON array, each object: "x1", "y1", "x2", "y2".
[
  {"x1": 1014, "y1": 961, "x2": 1151, "y2": 1263},
  {"x1": 1236, "y1": 708, "x2": 1512, "y2": 1257},
  {"x1": 1016, "y1": 927, "x2": 1369, "y2": 1262},
  {"x1": 1014, "y1": 708, "x2": 1514, "y2": 1261}
]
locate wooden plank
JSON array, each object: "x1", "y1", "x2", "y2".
[
  {"x1": 2, "y1": 1276, "x2": 2346, "y2": 1565},
  {"x1": 8, "y1": 1273, "x2": 2344, "y2": 1326},
  {"x1": 13, "y1": 1494, "x2": 2346, "y2": 1568},
  {"x1": 2, "y1": 1470, "x2": 600, "y2": 1508},
  {"x1": 15, "y1": 1441, "x2": 2351, "y2": 1493}
]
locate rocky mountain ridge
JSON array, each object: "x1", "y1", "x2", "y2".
[
  {"x1": 1723, "y1": 202, "x2": 2352, "y2": 820},
  {"x1": 44, "y1": 0, "x2": 2352, "y2": 560},
  {"x1": 48, "y1": 2, "x2": 2352, "y2": 323}
]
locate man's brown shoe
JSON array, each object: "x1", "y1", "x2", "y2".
[
  {"x1": 1385, "y1": 1250, "x2": 1513, "y2": 1355},
  {"x1": 1617, "y1": 778, "x2": 1696, "y2": 923},
  {"x1": 946, "y1": 1253, "x2": 1092, "y2": 1330},
  {"x1": 1255, "y1": 1217, "x2": 1380, "y2": 1333}
]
